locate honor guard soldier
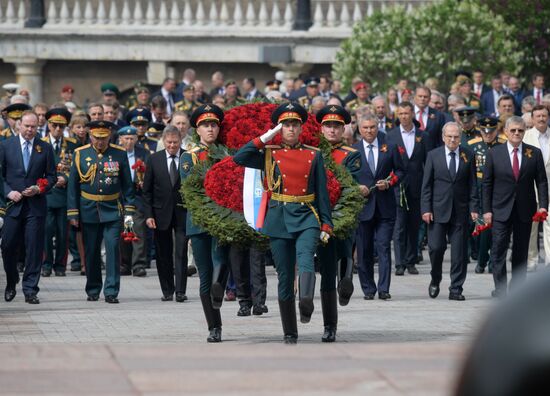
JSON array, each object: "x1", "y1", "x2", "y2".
[
  {"x1": 298, "y1": 77, "x2": 321, "y2": 112},
  {"x1": 234, "y1": 102, "x2": 333, "y2": 344},
  {"x1": 42, "y1": 108, "x2": 80, "y2": 277},
  {"x1": 468, "y1": 116, "x2": 506, "y2": 274},
  {"x1": 456, "y1": 106, "x2": 481, "y2": 146},
  {"x1": 316, "y1": 105, "x2": 361, "y2": 342},
  {"x1": 67, "y1": 121, "x2": 136, "y2": 303},
  {"x1": 180, "y1": 104, "x2": 229, "y2": 343},
  {"x1": 174, "y1": 85, "x2": 200, "y2": 115},
  {"x1": 1, "y1": 103, "x2": 32, "y2": 140},
  {"x1": 126, "y1": 108, "x2": 158, "y2": 154}
]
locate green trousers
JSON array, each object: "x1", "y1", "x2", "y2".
[
  {"x1": 82, "y1": 220, "x2": 121, "y2": 298},
  {"x1": 270, "y1": 227, "x2": 319, "y2": 301},
  {"x1": 191, "y1": 234, "x2": 229, "y2": 295},
  {"x1": 43, "y1": 206, "x2": 68, "y2": 272}
]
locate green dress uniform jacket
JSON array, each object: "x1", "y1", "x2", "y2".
[{"x1": 43, "y1": 136, "x2": 80, "y2": 209}]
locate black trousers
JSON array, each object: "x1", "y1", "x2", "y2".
[
  {"x1": 394, "y1": 197, "x2": 421, "y2": 269},
  {"x1": 491, "y1": 206, "x2": 531, "y2": 293},
  {"x1": 229, "y1": 245, "x2": 267, "y2": 307},
  {"x1": 428, "y1": 218, "x2": 468, "y2": 294},
  {"x1": 154, "y1": 218, "x2": 188, "y2": 297}
]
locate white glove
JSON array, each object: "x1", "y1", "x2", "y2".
[
  {"x1": 260, "y1": 123, "x2": 283, "y2": 143},
  {"x1": 124, "y1": 215, "x2": 134, "y2": 227},
  {"x1": 0, "y1": 217, "x2": 3, "y2": 230},
  {"x1": 320, "y1": 231, "x2": 330, "y2": 243}
]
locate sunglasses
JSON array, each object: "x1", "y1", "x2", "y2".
[{"x1": 508, "y1": 128, "x2": 525, "y2": 133}]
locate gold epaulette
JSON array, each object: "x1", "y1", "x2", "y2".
[
  {"x1": 109, "y1": 143, "x2": 125, "y2": 151},
  {"x1": 74, "y1": 144, "x2": 91, "y2": 152},
  {"x1": 303, "y1": 144, "x2": 320, "y2": 151},
  {"x1": 65, "y1": 137, "x2": 77, "y2": 144},
  {"x1": 468, "y1": 137, "x2": 482, "y2": 145},
  {"x1": 265, "y1": 144, "x2": 281, "y2": 149},
  {"x1": 41, "y1": 136, "x2": 49, "y2": 143},
  {"x1": 0, "y1": 128, "x2": 12, "y2": 137},
  {"x1": 148, "y1": 137, "x2": 159, "y2": 142},
  {"x1": 497, "y1": 136, "x2": 508, "y2": 143},
  {"x1": 188, "y1": 146, "x2": 202, "y2": 153},
  {"x1": 340, "y1": 145, "x2": 357, "y2": 152}
]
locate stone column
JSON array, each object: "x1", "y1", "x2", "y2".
[
  {"x1": 4, "y1": 58, "x2": 45, "y2": 104},
  {"x1": 147, "y1": 61, "x2": 169, "y2": 85}
]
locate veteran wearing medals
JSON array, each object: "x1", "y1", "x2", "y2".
[
  {"x1": 234, "y1": 102, "x2": 333, "y2": 344},
  {"x1": 41, "y1": 108, "x2": 80, "y2": 277},
  {"x1": 67, "y1": 121, "x2": 136, "y2": 303},
  {"x1": 180, "y1": 104, "x2": 229, "y2": 343},
  {"x1": 315, "y1": 105, "x2": 361, "y2": 342}
]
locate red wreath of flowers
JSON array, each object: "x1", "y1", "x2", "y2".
[
  {"x1": 219, "y1": 102, "x2": 321, "y2": 150},
  {"x1": 204, "y1": 157, "x2": 341, "y2": 212}
]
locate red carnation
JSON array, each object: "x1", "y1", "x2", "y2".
[
  {"x1": 398, "y1": 146, "x2": 406, "y2": 155},
  {"x1": 533, "y1": 211, "x2": 548, "y2": 222},
  {"x1": 36, "y1": 178, "x2": 49, "y2": 194},
  {"x1": 131, "y1": 159, "x2": 146, "y2": 173},
  {"x1": 388, "y1": 171, "x2": 399, "y2": 187}
]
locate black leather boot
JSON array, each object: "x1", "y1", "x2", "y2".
[
  {"x1": 321, "y1": 290, "x2": 338, "y2": 342},
  {"x1": 299, "y1": 272, "x2": 316, "y2": 323},
  {"x1": 210, "y1": 262, "x2": 230, "y2": 310},
  {"x1": 278, "y1": 299, "x2": 298, "y2": 344},
  {"x1": 200, "y1": 294, "x2": 222, "y2": 343},
  {"x1": 338, "y1": 257, "x2": 355, "y2": 306}
]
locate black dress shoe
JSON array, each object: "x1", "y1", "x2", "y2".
[
  {"x1": 4, "y1": 288, "x2": 16, "y2": 302},
  {"x1": 161, "y1": 294, "x2": 174, "y2": 301},
  {"x1": 395, "y1": 266, "x2": 405, "y2": 276},
  {"x1": 429, "y1": 282, "x2": 440, "y2": 298},
  {"x1": 120, "y1": 268, "x2": 131, "y2": 276},
  {"x1": 322, "y1": 326, "x2": 336, "y2": 343},
  {"x1": 283, "y1": 334, "x2": 298, "y2": 344},
  {"x1": 105, "y1": 296, "x2": 119, "y2": 304},
  {"x1": 474, "y1": 265, "x2": 485, "y2": 274},
  {"x1": 41, "y1": 268, "x2": 51, "y2": 277},
  {"x1": 54, "y1": 270, "x2": 66, "y2": 277},
  {"x1": 407, "y1": 266, "x2": 419, "y2": 275},
  {"x1": 17, "y1": 262, "x2": 25, "y2": 273},
  {"x1": 207, "y1": 327, "x2": 222, "y2": 343},
  {"x1": 337, "y1": 278, "x2": 354, "y2": 306},
  {"x1": 449, "y1": 293, "x2": 465, "y2": 301},
  {"x1": 187, "y1": 266, "x2": 197, "y2": 277},
  {"x1": 378, "y1": 292, "x2": 391, "y2": 300},
  {"x1": 87, "y1": 295, "x2": 99, "y2": 301},
  {"x1": 252, "y1": 304, "x2": 268, "y2": 315},
  {"x1": 363, "y1": 293, "x2": 375, "y2": 300},
  {"x1": 175, "y1": 293, "x2": 187, "y2": 302},
  {"x1": 237, "y1": 305, "x2": 251, "y2": 316},
  {"x1": 25, "y1": 295, "x2": 40, "y2": 304},
  {"x1": 70, "y1": 266, "x2": 81, "y2": 272},
  {"x1": 417, "y1": 254, "x2": 424, "y2": 263},
  {"x1": 133, "y1": 268, "x2": 146, "y2": 277}
]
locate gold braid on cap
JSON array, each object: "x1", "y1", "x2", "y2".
[{"x1": 74, "y1": 150, "x2": 96, "y2": 185}]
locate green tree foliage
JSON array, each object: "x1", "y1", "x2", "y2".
[
  {"x1": 333, "y1": 0, "x2": 523, "y2": 92},
  {"x1": 480, "y1": 0, "x2": 550, "y2": 79}
]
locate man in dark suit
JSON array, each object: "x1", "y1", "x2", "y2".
[
  {"x1": 143, "y1": 125, "x2": 189, "y2": 302},
  {"x1": 387, "y1": 101, "x2": 433, "y2": 276},
  {"x1": 473, "y1": 70, "x2": 490, "y2": 99},
  {"x1": 482, "y1": 116, "x2": 548, "y2": 297},
  {"x1": 242, "y1": 77, "x2": 264, "y2": 101},
  {"x1": 0, "y1": 110, "x2": 56, "y2": 303},
  {"x1": 530, "y1": 72, "x2": 546, "y2": 105},
  {"x1": 421, "y1": 122, "x2": 479, "y2": 301},
  {"x1": 353, "y1": 114, "x2": 405, "y2": 300},
  {"x1": 481, "y1": 76, "x2": 504, "y2": 116},
  {"x1": 413, "y1": 86, "x2": 446, "y2": 147}
]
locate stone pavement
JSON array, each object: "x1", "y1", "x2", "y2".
[{"x1": 0, "y1": 255, "x2": 506, "y2": 395}]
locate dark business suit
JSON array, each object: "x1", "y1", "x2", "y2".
[
  {"x1": 481, "y1": 90, "x2": 502, "y2": 116},
  {"x1": 421, "y1": 146, "x2": 478, "y2": 294},
  {"x1": 352, "y1": 134, "x2": 405, "y2": 296},
  {"x1": 0, "y1": 136, "x2": 56, "y2": 297},
  {"x1": 418, "y1": 107, "x2": 446, "y2": 147},
  {"x1": 142, "y1": 149, "x2": 189, "y2": 298},
  {"x1": 386, "y1": 127, "x2": 432, "y2": 271},
  {"x1": 482, "y1": 143, "x2": 548, "y2": 293}
]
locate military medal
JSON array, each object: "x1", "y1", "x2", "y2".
[{"x1": 105, "y1": 177, "x2": 112, "y2": 185}]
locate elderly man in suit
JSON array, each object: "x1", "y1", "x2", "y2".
[
  {"x1": 353, "y1": 114, "x2": 405, "y2": 300},
  {"x1": 483, "y1": 116, "x2": 548, "y2": 297},
  {"x1": 143, "y1": 125, "x2": 189, "y2": 302},
  {"x1": 1, "y1": 110, "x2": 56, "y2": 303},
  {"x1": 421, "y1": 122, "x2": 479, "y2": 301}
]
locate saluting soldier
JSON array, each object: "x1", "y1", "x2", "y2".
[
  {"x1": 126, "y1": 108, "x2": 158, "y2": 154},
  {"x1": 67, "y1": 121, "x2": 136, "y2": 303},
  {"x1": 41, "y1": 108, "x2": 80, "y2": 277},
  {"x1": 234, "y1": 102, "x2": 333, "y2": 344},
  {"x1": 180, "y1": 104, "x2": 229, "y2": 343},
  {"x1": 456, "y1": 106, "x2": 481, "y2": 146},
  {"x1": 468, "y1": 116, "x2": 506, "y2": 274},
  {"x1": 1, "y1": 103, "x2": 32, "y2": 140},
  {"x1": 174, "y1": 85, "x2": 200, "y2": 115},
  {"x1": 315, "y1": 105, "x2": 361, "y2": 343}
]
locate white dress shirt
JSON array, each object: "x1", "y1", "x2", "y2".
[
  {"x1": 534, "y1": 88, "x2": 544, "y2": 103},
  {"x1": 507, "y1": 142, "x2": 523, "y2": 168},
  {"x1": 362, "y1": 137, "x2": 379, "y2": 172},
  {"x1": 400, "y1": 125, "x2": 416, "y2": 158},
  {"x1": 492, "y1": 89, "x2": 502, "y2": 114},
  {"x1": 414, "y1": 105, "x2": 428, "y2": 128},
  {"x1": 444, "y1": 146, "x2": 460, "y2": 173},
  {"x1": 166, "y1": 149, "x2": 181, "y2": 173},
  {"x1": 127, "y1": 151, "x2": 136, "y2": 181}
]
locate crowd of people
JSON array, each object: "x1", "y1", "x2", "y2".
[{"x1": 0, "y1": 66, "x2": 549, "y2": 343}]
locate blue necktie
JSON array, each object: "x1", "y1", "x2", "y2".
[
  {"x1": 23, "y1": 141, "x2": 30, "y2": 172},
  {"x1": 367, "y1": 144, "x2": 375, "y2": 174}
]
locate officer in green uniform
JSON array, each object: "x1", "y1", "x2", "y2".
[
  {"x1": 468, "y1": 116, "x2": 506, "y2": 274},
  {"x1": 41, "y1": 108, "x2": 80, "y2": 277},
  {"x1": 147, "y1": 122, "x2": 165, "y2": 141},
  {"x1": 127, "y1": 82, "x2": 151, "y2": 111},
  {"x1": 180, "y1": 104, "x2": 229, "y2": 343},
  {"x1": 345, "y1": 82, "x2": 372, "y2": 111},
  {"x1": 0, "y1": 103, "x2": 32, "y2": 140},
  {"x1": 315, "y1": 105, "x2": 361, "y2": 342},
  {"x1": 456, "y1": 106, "x2": 481, "y2": 146},
  {"x1": 234, "y1": 102, "x2": 333, "y2": 344},
  {"x1": 126, "y1": 108, "x2": 158, "y2": 154},
  {"x1": 174, "y1": 85, "x2": 200, "y2": 115},
  {"x1": 67, "y1": 121, "x2": 135, "y2": 303},
  {"x1": 298, "y1": 77, "x2": 321, "y2": 112}
]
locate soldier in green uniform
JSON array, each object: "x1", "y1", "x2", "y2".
[
  {"x1": 468, "y1": 116, "x2": 506, "y2": 274},
  {"x1": 345, "y1": 82, "x2": 372, "y2": 111},
  {"x1": 234, "y1": 102, "x2": 333, "y2": 344},
  {"x1": 67, "y1": 121, "x2": 136, "y2": 303},
  {"x1": 456, "y1": 106, "x2": 481, "y2": 146},
  {"x1": 315, "y1": 105, "x2": 361, "y2": 342},
  {"x1": 174, "y1": 85, "x2": 200, "y2": 115},
  {"x1": 180, "y1": 104, "x2": 229, "y2": 343},
  {"x1": 126, "y1": 108, "x2": 158, "y2": 154},
  {"x1": 127, "y1": 83, "x2": 151, "y2": 111},
  {"x1": 298, "y1": 77, "x2": 321, "y2": 112},
  {"x1": 41, "y1": 108, "x2": 80, "y2": 277},
  {"x1": 0, "y1": 103, "x2": 31, "y2": 140}
]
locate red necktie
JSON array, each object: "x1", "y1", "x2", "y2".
[
  {"x1": 417, "y1": 110, "x2": 425, "y2": 130},
  {"x1": 512, "y1": 147, "x2": 519, "y2": 181},
  {"x1": 476, "y1": 86, "x2": 481, "y2": 98},
  {"x1": 536, "y1": 90, "x2": 541, "y2": 105}
]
